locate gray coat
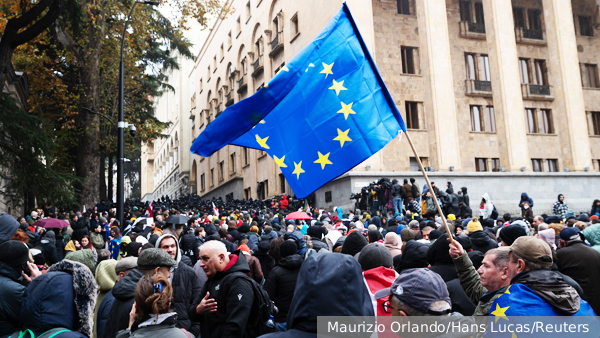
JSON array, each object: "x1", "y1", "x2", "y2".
[{"x1": 116, "y1": 324, "x2": 189, "y2": 338}]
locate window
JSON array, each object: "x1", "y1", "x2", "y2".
[
  {"x1": 491, "y1": 158, "x2": 500, "y2": 172},
  {"x1": 200, "y1": 174, "x2": 205, "y2": 191},
  {"x1": 219, "y1": 161, "x2": 224, "y2": 181},
  {"x1": 484, "y1": 106, "x2": 496, "y2": 132},
  {"x1": 409, "y1": 157, "x2": 428, "y2": 171},
  {"x1": 538, "y1": 109, "x2": 553, "y2": 134},
  {"x1": 273, "y1": 16, "x2": 279, "y2": 34},
  {"x1": 220, "y1": 44, "x2": 224, "y2": 61},
  {"x1": 584, "y1": 64, "x2": 599, "y2": 88},
  {"x1": 525, "y1": 108, "x2": 537, "y2": 133},
  {"x1": 213, "y1": 56, "x2": 217, "y2": 70},
  {"x1": 325, "y1": 191, "x2": 332, "y2": 203},
  {"x1": 401, "y1": 46, "x2": 415, "y2": 74},
  {"x1": 534, "y1": 60, "x2": 548, "y2": 85},
  {"x1": 291, "y1": 13, "x2": 299, "y2": 36},
  {"x1": 199, "y1": 78, "x2": 203, "y2": 92},
  {"x1": 230, "y1": 153, "x2": 236, "y2": 173},
  {"x1": 579, "y1": 16, "x2": 593, "y2": 36},
  {"x1": 590, "y1": 111, "x2": 600, "y2": 136},
  {"x1": 545, "y1": 159, "x2": 558, "y2": 172},
  {"x1": 397, "y1": 0, "x2": 410, "y2": 15},
  {"x1": 246, "y1": 1, "x2": 251, "y2": 21},
  {"x1": 207, "y1": 66, "x2": 211, "y2": 80},
  {"x1": 519, "y1": 59, "x2": 530, "y2": 84},
  {"x1": 474, "y1": 2, "x2": 484, "y2": 25},
  {"x1": 479, "y1": 55, "x2": 490, "y2": 81},
  {"x1": 243, "y1": 147, "x2": 249, "y2": 165},
  {"x1": 405, "y1": 101, "x2": 419, "y2": 129},
  {"x1": 475, "y1": 158, "x2": 487, "y2": 172},
  {"x1": 210, "y1": 168, "x2": 214, "y2": 186},
  {"x1": 244, "y1": 188, "x2": 250, "y2": 200},
  {"x1": 513, "y1": 7, "x2": 525, "y2": 28},
  {"x1": 471, "y1": 106, "x2": 483, "y2": 132},
  {"x1": 279, "y1": 174, "x2": 286, "y2": 193},
  {"x1": 459, "y1": 1, "x2": 471, "y2": 22},
  {"x1": 236, "y1": 16, "x2": 241, "y2": 35},
  {"x1": 263, "y1": 180, "x2": 269, "y2": 198},
  {"x1": 228, "y1": 31, "x2": 232, "y2": 49},
  {"x1": 532, "y1": 159, "x2": 542, "y2": 172},
  {"x1": 465, "y1": 53, "x2": 476, "y2": 80},
  {"x1": 528, "y1": 9, "x2": 542, "y2": 30}
]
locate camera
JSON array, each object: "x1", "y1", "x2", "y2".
[{"x1": 129, "y1": 125, "x2": 136, "y2": 137}]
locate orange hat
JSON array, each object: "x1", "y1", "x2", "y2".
[{"x1": 238, "y1": 243, "x2": 251, "y2": 254}]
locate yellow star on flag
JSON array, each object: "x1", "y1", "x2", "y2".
[
  {"x1": 320, "y1": 62, "x2": 334, "y2": 78},
  {"x1": 314, "y1": 151, "x2": 333, "y2": 170},
  {"x1": 273, "y1": 155, "x2": 287, "y2": 168},
  {"x1": 511, "y1": 332, "x2": 517, "y2": 338},
  {"x1": 337, "y1": 101, "x2": 356, "y2": 120},
  {"x1": 255, "y1": 134, "x2": 270, "y2": 149},
  {"x1": 333, "y1": 128, "x2": 352, "y2": 147},
  {"x1": 504, "y1": 285, "x2": 511, "y2": 294},
  {"x1": 292, "y1": 161, "x2": 305, "y2": 179},
  {"x1": 490, "y1": 303, "x2": 510, "y2": 323},
  {"x1": 329, "y1": 79, "x2": 347, "y2": 96}
]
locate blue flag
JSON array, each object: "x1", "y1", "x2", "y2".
[{"x1": 190, "y1": 3, "x2": 406, "y2": 198}]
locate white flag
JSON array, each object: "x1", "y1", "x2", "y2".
[{"x1": 213, "y1": 202, "x2": 219, "y2": 218}]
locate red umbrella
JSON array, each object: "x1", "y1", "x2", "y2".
[
  {"x1": 285, "y1": 211, "x2": 312, "y2": 220},
  {"x1": 33, "y1": 218, "x2": 69, "y2": 229}
]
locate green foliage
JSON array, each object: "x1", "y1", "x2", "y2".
[{"x1": 0, "y1": 93, "x2": 82, "y2": 206}]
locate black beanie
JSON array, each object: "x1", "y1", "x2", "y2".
[
  {"x1": 0, "y1": 240, "x2": 30, "y2": 271},
  {"x1": 499, "y1": 224, "x2": 527, "y2": 246},
  {"x1": 358, "y1": 243, "x2": 393, "y2": 271},
  {"x1": 280, "y1": 240, "x2": 297, "y2": 258}
]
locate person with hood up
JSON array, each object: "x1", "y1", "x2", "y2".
[
  {"x1": 103, "y1": 248, "x2": 177, "y2": 338},
  {"x1": 263, "y1": 241, "x2": 304, "y2": 331},
  {"x1": 0, "y1": 241, "x2": 42, "y2": 338},
  {"x1": 279, "y1": 195, "x2": 289, "y2": 210},
  {"x1": 357, "y1": 243, "x2": 397, "y2": 316},
  {"x1": 340, "y1": 231, "x2": 368, "y2": 257},
  {"x1": 466, "y1": 218, "x2": 497, "y2": 254},
  {"x1": 305, "y1": 226, "x2": 328, "y2": 252},
  {"x1": 584, "y1": 223, "x2": 600, "y2": 253},
  {"x1": 155, "y1": 234, "x2": 203, "y2": 336},
  {"x1": 383, "y1": 232, "x2": 402, "y2": 258},
  {"x1": 247, "y1": 226, "x2": 260, "y2": 252},
  {"x1": 519, "y1": 193, "x2": 534, "y2": 215},
  {"x1": 65, "y1": 248, "x2": 96, "y2": 276},
  {"x1": 39, "y1": 229, "x2": 59, "y2": 266},
  {"x1": 18, "y1": 259, "x2": 97, "y2": 338},
  {"x1": 253, "y1": 240, "x2": 276, "y2": 279},
  {"x1": 115, "y1": 275, "x2": 189, "y2": 338},
  {"x1": 259, "y1": 252, "x2": 375, "y2": 338},
  {"x1": 552, "y1": 194, "x2": 569, "y2": 220},
  {"x1": 396, "y1": 239, "x2": 429, "y2": 273},
  {"x1": 188, "y1": 241, "x2": 255, "y2": 338},
  {"x1": 94, "y1": 259, "x2": 117, "y2": 338}
]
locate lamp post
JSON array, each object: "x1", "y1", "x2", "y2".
[{"x1": 117, "y1": 0, "x2": 158, "y2": 230}]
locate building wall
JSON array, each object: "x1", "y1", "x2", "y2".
[{"x1": 182, "y1": 0, "x2": 600, "y2": 209}]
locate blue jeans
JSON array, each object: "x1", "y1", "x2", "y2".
[
  {"x1": 276, "y1": 322, "x2": 287, "y2": 332},
  {"x1": 393, "y1": 197, "x2": 403, "y2": 215},
  {"x1": 372, "y1": 200, "x2": 379, "y2": 213}
]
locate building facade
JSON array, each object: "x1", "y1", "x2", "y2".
[{"x1": 179, "y1": 0, "x2": 600, "y2": 212}]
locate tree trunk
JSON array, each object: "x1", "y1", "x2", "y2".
[{"x1": 99, "y1": 151, "x2": 107, "y2": 201}]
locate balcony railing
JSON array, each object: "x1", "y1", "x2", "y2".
[
  {"x1": 529, "y1": 84, "x2": 550, "y2": 96},
  {"x1": 225, "y1": 91, "x2": 234, "y2": 107},
  {"x1": 215, "y1": 104, "x2": 222, "y2": 116},
  {"x1": 465, "y1": 79, "x2": 492, "y2": 97},
  {"x1": 521, "y1": 83, "x2": 554, "y2": 101},
  {"x1": 523, "y1": 29, "x2": 543, "y2": 40},
  {"x1": 468, "y1": 22, "x2": 486, "y2": 34},
  {"x1": 252, "y1": 56, "x2": 264, "y2": 77},
  {"x1": 515, "y1": 27, "x2": 546, "y2": 45},
  {"x1": 270, "y1": 32, "x2": 280, "y2": 50},
  {"x1": 237, "y1": 75, "x2": 247, "y2": 93},
  {"x1": 269, "y1": 31, "x2": 284, "y2": 57},
  {"x1": 226, "y1": 92, "x2": 232, "y2": 102}
]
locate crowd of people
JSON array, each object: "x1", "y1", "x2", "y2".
[{"x1": 1, "y1": 189, "x2": 600, "y2": 338}]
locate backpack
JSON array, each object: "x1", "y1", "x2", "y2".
[
  {"x1": 9, "y1": 328, "x2": 71, "y2": 338},
  {"x1": 221, "y1": 272, "x2": 277, "y2": 337}
]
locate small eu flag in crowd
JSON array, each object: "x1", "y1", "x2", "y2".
[{"x1": 191, "y1": 3, "x2": 406, "y2": 198}]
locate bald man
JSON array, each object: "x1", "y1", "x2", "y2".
[{"x1": 188, "y1": 241, "x2": 255, "y2": 338}]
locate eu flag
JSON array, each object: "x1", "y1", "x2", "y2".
[{"x1": 190, "y1": 3, "x2": 406, "y2": 198}]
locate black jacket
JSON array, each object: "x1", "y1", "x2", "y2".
[
  {"x1": 557, "y1": 241, "x2": 600, "y2": 314},
  {"x1": 188, "y1": 250, "x2": 255, "y2": 338},
  {"x1": 0, "y1": 262, "x2": 25, "y2": 338},
  {"x1": 172, "y1": 261, "x2": 203, "y2": 336},
  {"x1": 96, "y1": 289, "x2": 115, "y2": 338},
  {"x1": 263, "y1": 254, "x2": 304, "y2": 322},
  {"x1": 227, "y1": 228, "x2": 244, "y2": 243},
  {"x1": 468, "y1": 230, "x2": 497, "y2": 254},
  {"x1": 253, "y1": 251, "x2": 276, "y2": 279},
  {"x1": 179, "y1": 232, "x2": 199, "y2": 265},
  {"x1": 446, "y1": 278, "x2": 476, "y2": 316},
  {"x1": 104, "y1": 269, "x2": 144, "y2": 338},
  {"x1": 310, "y1": 238, "x2": 329, "y2": 252}
]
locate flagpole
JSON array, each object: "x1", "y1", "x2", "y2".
[{"x1": 403, "y1": 131, "x2": 454, "y2": 242}]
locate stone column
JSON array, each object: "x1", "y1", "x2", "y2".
[
  {"x1": 542, "y1": 0, "x2": 592, "y2": 171},
  {"x1": 482, "y1": 0, "x2": 530, "y2": 171},
  {"x1": 416, "y1": 0, "x2": 462, "y2": 171}
]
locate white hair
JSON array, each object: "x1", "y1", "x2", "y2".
[
  {"x1": 287, "y1": 225, "x2": 295, "y2": 232},
  {"x1": 201, "y1": 240, "x2": 228, "y2": 255}
]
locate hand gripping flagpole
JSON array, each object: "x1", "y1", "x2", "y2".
[{"x1": 403, "y1": 131, "x2": 454, "y2": 242}]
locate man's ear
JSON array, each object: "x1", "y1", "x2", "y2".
[{"x1": 398, "y1": 310, "x2": 408, "y2": 317}]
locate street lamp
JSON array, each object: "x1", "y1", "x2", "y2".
[{"x1": 117, "y1": 0, "x2": 159, "y2": 230}]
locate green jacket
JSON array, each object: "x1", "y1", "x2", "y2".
[{"x1": 452, "y1": 252, "x2": 509, "y2": 316}]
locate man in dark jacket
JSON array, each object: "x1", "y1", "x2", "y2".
[
  {"x1": 0, "y1": 241, "x2": 41, "y2": 338},
  {"x1": 188, "y1": 241, "x2": 255, "y2": 338},
  {"x1": 253, "y1": 240, "x2": 276, "y2": 279},
  {"x1": 156, "y1": 234, "x2": 203, "y2": 336},
  {"x1": 0, "y1": 213, "x2": 19, "y2": 244},
  {"x1": 401, "y1": 179, "x2": 412, "y2": 209},
  {"x1": 391, "y1": 179, "x2": 403, "y2": 215},
  {"x1": 410, "y1": 178, "x2": 420, "y2": 202},
  {"x1": 227, "y1": 220, "x2": 244, "y2": 243},
  {"x1": 103, "y1": 248, "x2": 177, "y2": 338},
  {"x1": 263, "y1": 241, "x2": 304, "y2": 330},
  {"x1": 557, "y1": 227, "x2": 600, "y2": 314}
]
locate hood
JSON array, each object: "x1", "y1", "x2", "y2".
[
  {"x1": 65, "y1": 249, "x2": 95, "y2": 276},
  {"x1": 22, "y1": 260, "x2": 97, "y2": 337},
  {"x1": 112, "y1": 268, "x2": 144, "y2": 301},
  {"x1": 511, "y1": 269, "x2": 580, "y2": 315},
  {"x1": 557, "y1": 194, "x2": 564, "y2": 203},
  {"x1": 0, "y1": 213, "x2": 19, "y2": 244},
  {"x1": 277, "y1": 253, "x2": 304, "y2": 270},
  {"x1": 214, "y1": 250, "x2": 250, "y2": 279},
  {"x1": 325, "y1": 230, "x2": 343, "y2": 252},
  {"x1": 583, "y1": 224, "x2": 600, "y2": 247},
  {"x1": 468, "y1": 230, "x2": 494, "y2": 247},
  {"x1": 398, "y1": 240, "x2": 429, "y2": 271},
  {"x1": 287, "y1": 252, "x2": 374, "y2": 332},
  {"x1": 95, "y1": 259, "x2": 117, "y2": 292},
  {"x1": 155, "y1": 233, "x2": 181, "y2": 264},
  {"x1": 427, "y1": 234, "x2": 453, "y2": 265},
  {"x1": 370, "y1": 216, "x2": 382, "y2": 228},
  {"x1": 341, "y1": 231, "x2": 368, "y2": 256},
  {"x1": 461, "y1": 187, "x2": 468, "y2": 194},
  {"x1": 521, "y1": 192, "x2": 530, "y2": 200},
  {"x1": 384, "y1": 232, "x2": 402, "y2": 251},
  {"x1": 481, "y1": 192, "x2": 490, "y2": 203},
  {"x1": 287, "y1": 230, "x2": 307, "y2": 255},
  {"x1": 41, "y1": 230, "x2": 56, "y2": 246}
]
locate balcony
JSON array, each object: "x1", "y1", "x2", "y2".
[
  {"x1": 215, "y1": 103, "x2": 222, "y2": 116},
  {"x1": 459, "y1": 21, "x2": 486, "y2": 40},
  {"x1": 269, "y1": 31, "x2": 284, "y2": 58},
  {"x1": 515, "y1": 27, "x2": 546, "y2": 45},
  {"x1": 189, "y1": 108, "x2": 195, "y2": 120},
  {"x1": 465, "y1": 79, "x2": 493, "y2": 97},
  {"x1": 521, "y1": 83, "x2": 554, "y2": 101},
  {"x1": 225, "y1": 91, "x2": 234, "y2": 107},
  {"x1": 252, "y1": 56, "x2": 264, "y2": 77},
  {"x1": 237, "y1": 75, "x2": 247, "y2": 93}
]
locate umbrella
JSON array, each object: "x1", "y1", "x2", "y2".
[
  {"x1": 165, "y1": 214, "x2": 190, "y2": 225},
  {"x1": 33, "y1": 218, "x2": 69, "y2": 229},
  {"x1": 285, "y1": 211, "x2": 312, "y2": 220}
]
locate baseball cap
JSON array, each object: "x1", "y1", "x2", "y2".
[
  {"x1": 560, "y1": 227, "x2": 582, "y2": 241},
  {"x1": 374, "y1": 268, "x2": 451, "y2": 315},
  {"x1": 498, "y1": 236, "x2": 553, "y2": 269}
]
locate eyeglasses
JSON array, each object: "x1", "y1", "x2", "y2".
[{"x1": 382, "y1": 300, "x2": 400, "y2": 314}]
